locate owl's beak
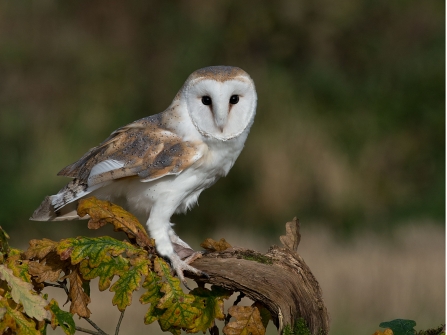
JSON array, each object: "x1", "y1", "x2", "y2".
[{"x1": 213, "y1": 106, "x2": 228, "y2": 132}]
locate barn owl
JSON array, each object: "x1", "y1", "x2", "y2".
[{"x1": 31, "y1": 66, "x2": 257, "y2": 284}]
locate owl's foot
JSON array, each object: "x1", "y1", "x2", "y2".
[{"x1": 167, "y1": 252, "x2": 208, "y2": 290}]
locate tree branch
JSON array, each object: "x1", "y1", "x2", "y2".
[{"x1": 186, "y1": 218, "x2": 330, "y2": 335}]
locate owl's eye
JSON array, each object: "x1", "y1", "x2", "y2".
[
  {"x1": 229, "y1": 95, "x2": 239, "y2": 104},
  {"x1": 201, "y1": 96, "x2": 212, "y2": 106}
]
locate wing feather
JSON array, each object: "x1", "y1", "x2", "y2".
[{"x1": 57, "y1": 114, "x2": 204, "y2": 186}]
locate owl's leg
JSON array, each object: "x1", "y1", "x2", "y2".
[{"x1": 146, "y1": 207, "x2": 206, "y2": 287}]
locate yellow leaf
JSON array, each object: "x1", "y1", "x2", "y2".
[
  {"x1": 0, "y1": 296, "x2": 40, "y2": 335},
  {"x1": 77, "y1": 197, "x2": 154, "y2": 249},
  {"x1": 223, "y1": 306, "x2": 266, "y2": 335},
  {"x1": 373, "y1": 329, "x2": 394, "y2": 335}
]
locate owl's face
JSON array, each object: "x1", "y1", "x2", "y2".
[{"x1": 183, "y1": 66, "x2": 257, "y2": 141}]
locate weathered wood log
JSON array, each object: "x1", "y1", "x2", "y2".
[{"x1": 185, "y1": 218, "x2": 330, "y2": 335}]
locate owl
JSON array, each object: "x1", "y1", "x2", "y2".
[{"x1": 31, "y1": 66, "x2": 257, "y2": 283}]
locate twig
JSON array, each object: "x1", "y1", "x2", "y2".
[
  {"x1": 224, "y1": 292, "x2": 245, "y2": 325},
  {"x1": 84, "y1": 317, "x2": 108, "y2": 335},
  {"x1": 115, "y1": 311, "x2": 125, "y2": 335},
  {"x1": 75, "y1": 326, "x2": 108, "y2": 335}
]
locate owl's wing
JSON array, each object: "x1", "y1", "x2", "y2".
[{"x1": 58, "y1": 116, "x2": 204, "y2": 187}]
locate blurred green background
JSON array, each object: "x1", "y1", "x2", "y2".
[{"x1": 0, "y1": 1, "x2": 444, "y2": 334}]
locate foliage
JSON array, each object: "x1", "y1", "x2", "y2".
[
  {"x1": 0, "y1": 198, "x2": 443, "y2": 334},
  {"x1": 379, "y1": 319, "x2": 417, "y2": 335},
  {"x1": 375, "y1": 319, "x2": 445, "y2": 335},
  {"x1": 0, "y1": 198, "x2": 269, "y2": 335}
]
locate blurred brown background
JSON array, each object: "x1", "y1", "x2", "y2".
[{"x1": 0, "y1": 1, "x2": 444, "y2": 334}]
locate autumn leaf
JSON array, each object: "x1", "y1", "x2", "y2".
[
  {"x1": 65, "y1": 266, "x2": 91, "y2": 318},
  {"x1": 279, "y1": 217, "x2": 301, "y2": 252},
  {"x1": 110, "y1": 255, "x2": 150, "y2": 311},
  {"x1": 79, "y1": 254, "x2": 129, "y2": 291},
  {"x1": 373, "y1": 329, "x2": 394, "y2": 335},
  {"x1": 27, "y1": 251, "x2": 68, "y2": 283},
  {"x1": 223, "y1": 306, "x2": 266, "y2": 335},
  {"x1": 57, "y1": 236, "x2": 143, "y2": 266},
  {"x1": 0, "y1": 296, "x2": 40, "y2": 335},
  {"x1": 25, "y1": 239, "x2": 58, "y2": 260},
  {"x1": 187, "y1": 285, "x2": 232, "y2": 333},
  {"x1": 46, "y1": 299, "x2": 76, "y2": 335},
  {"x1": 200, "y1": 238, "x2": 232, "y2": 252},
  {"x1": 6, "y1": 248, "x2": 32, "y2": 284},
  {"x1": 153, "y1": 258, "x2": 200, "y2": 334},
  {"x1": 140, "y1": 268, "x2": 165, "y2": 325},
  {"x1": 77, "y1": 197, "x2": 154, "y2": 249},
  {"x1": 0, "y1": 264, "x2": 50, "y2": 321},
  {"x1": 252, "y1": 302, "x2": 271, "y2": 329}
]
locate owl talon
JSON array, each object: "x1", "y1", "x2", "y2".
[{"x1": 168, "y1": 253, "x2": 206, "y2": 289}]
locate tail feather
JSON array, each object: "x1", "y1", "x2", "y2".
[{"x1": 30, "y1": 178, "x2": 95, "y2": 222}]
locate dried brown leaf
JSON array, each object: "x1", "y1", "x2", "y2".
[
  {"x1": 200, "y1": 238, "x2": 232, "y2": 252},
  {"x1": 25, "y1": 238, "x2": 58, "y2": 260},
  {"x1": 66, "y1": 266, "x2": 91, "y2": 318},
  {"x1": 279, "y1": 218, "x2": 301, "y2": 252},
  {"x1": 223, "y1": 306, "x2": 265, "y2": 335}
]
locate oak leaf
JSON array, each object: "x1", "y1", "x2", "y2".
[
  {"x1": 279, "y1": 217, "x2": 301, "y2": 252},
  {"x1": 77, "y1": 197, "x2": 154, "y2": 249},
  {"x1": 0, "y1": 264, "x2": 50, "y2": 321},
  {"x1": 57, "y1": 236, "x2": 143, "y2": 266},
  {"x1": 187, "y1": 286, "x2": 232, "y2": 333},
  {"x1": 5, "y1": 248, "x2": 32, "y2": 284},
  {"x1": 0, "y1": 296, "x2": 40, "y2": 335},
  {"x1": 373, "y1": 329, "x2": 394, "y2": 335},
  {"x1": 140, "y1": 267, "x2": 165, "y2": 325},
  {"x1": 200, "y1": 238, "x2": 232, "y2": 252},
  {"x1": 79, "y1": 254, "x2": 129, "y2": 291},
  {"x1": 25, "y1": 239, "x2": 58, "y2": 260},
  {"x1": 154, "y1": 258, "x2": 200, "y2": 335},
  {"x1": 223, "y1": 306, "x2": 266, "y2": 335},
  {"x1": 65, "y1": 266, "x2": 91, "y2": 318},
  {"x1": 27, "y1": 251, "x2": 68, "y2": 283},
  {"x1": 46, "y1": 299, "x2": 76, "y2": 335},
  {"x1": 110, "y1": 255, "x2": 150, "y2": 311}
]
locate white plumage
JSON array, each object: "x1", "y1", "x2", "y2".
[{"x1": 31, "y1": 66, "x2": 257, "y2": 282}]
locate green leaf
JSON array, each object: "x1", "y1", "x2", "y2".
[
  {"x1": 140, "y1": 269, "x2": 165, "y2": 325},
  {"x1": 379, "y1": 319, "x2": 417, "y2": 335},
  {"x1": 57, "y1": 236, "x2": 143, "y2": 266},
  {"x1": 80, "y1": 255, "x2": 129, "y2": 291},
  {"x1": 154, "y1": 258, "x2": 200, "y2": 334},
  {"x1": 110, "y1": 256, "x2": 150, "y2": 311},
  {"x1": 0, "y1": 264, "x2": 49, "y2": 321},
  {"x1": 0, "y1": 296, "x2": 40, "y2": 335},
  {"x1": 47, "y1": 299, "x2": 76, "y2": 335},
  {"x1": 6, "y1": 248, "x2": 32, "y2": 284},
  {"x1": 188, "y1": 286, "x2": 229, "y2": 333}
]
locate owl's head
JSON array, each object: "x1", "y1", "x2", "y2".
[{"x1": 182, "y1": 66, "x2": 257, "y2": 141}]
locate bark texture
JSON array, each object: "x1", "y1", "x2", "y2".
[{"x1": 186, "y1": 218, "x2": 330, "y2": 335}]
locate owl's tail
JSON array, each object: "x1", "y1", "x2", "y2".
[
  {"x1": 30, "y1": 178, "x2": 93, "y2": 221},
  {"x1": 30, "y1": 195, "x2": 81, "y2": 221}
]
